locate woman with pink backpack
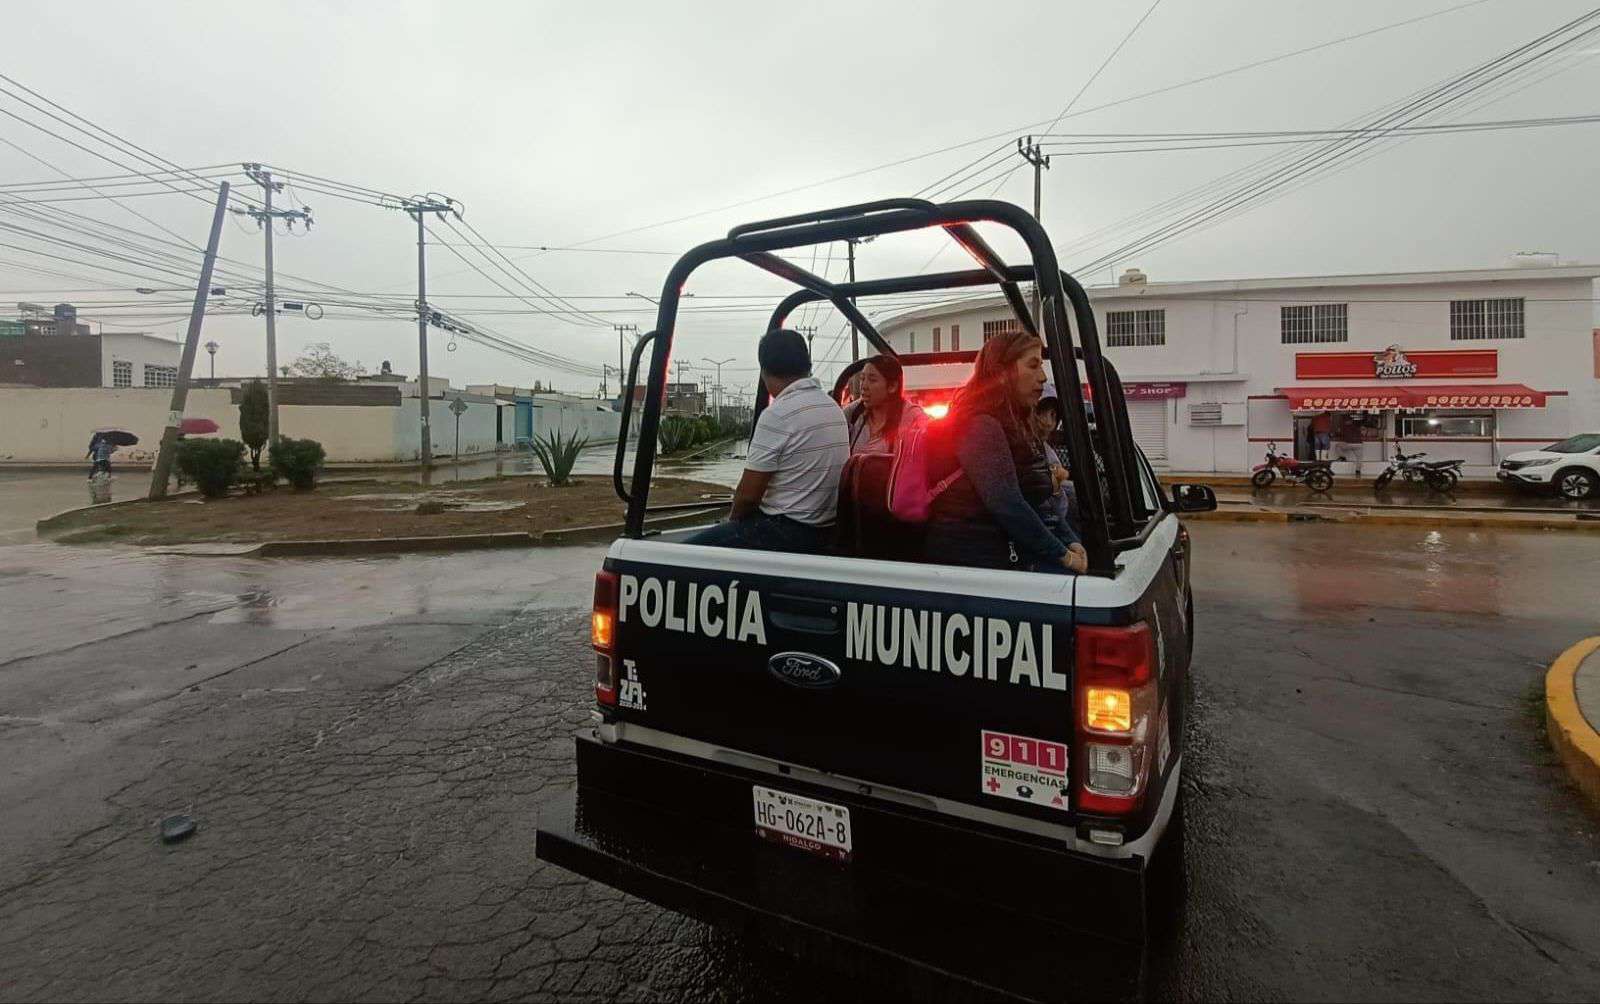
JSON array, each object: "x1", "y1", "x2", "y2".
[{"x1": 915, "y1": 329, "x2": 1087, "y2": 574}]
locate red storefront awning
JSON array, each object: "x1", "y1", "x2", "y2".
[
  {"x1": 1407, "y1": 384, "x2": 1546, "y2": 409},
  {"x1": 1277, "y1": 383, "x2": 1548, "y2": 411},
  {"x1": 1278, "y1": 386, "x2": 1409, "y2": 411}
]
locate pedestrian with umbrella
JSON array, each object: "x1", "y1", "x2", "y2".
[{"x1": 87, "y1": 429, "x2": 138, "y2": 480}]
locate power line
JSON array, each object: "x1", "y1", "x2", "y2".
[
  {"x1": 1071, "y1": 10, "x2": 1600, "y2": 278},
  {"x1": 522, "y1": 0, "x2": 1496, "y2": 252}
]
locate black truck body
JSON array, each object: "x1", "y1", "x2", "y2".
[{"x1": 535, "y1": 198, "x2": 1216, "y2": 998}]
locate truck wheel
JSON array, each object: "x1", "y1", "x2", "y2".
[
  {"x1": 1373, "y1": 471, "x2": 1393, "y2": 491},
  {"x1": 1251, "y1": 468, "x2": 1275, "y2": 489},
  {"x1": 1307, "y1": 469, "x2": 1333, "y2": 492},
  {"x1": 1557, "y1": 468, "x2": 1598, "y2": 501}
]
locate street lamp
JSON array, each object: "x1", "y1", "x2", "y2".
[
  {"x1": 626, "y1": 290, "x2": 695, "y2": 307},
  {"x1": 702, "y1": 357, "x2": 734, "y2": 423},
  {"x1": 204, "y1": 340, "x2": 219, "y2": 379}
]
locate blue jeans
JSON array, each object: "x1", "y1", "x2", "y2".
[{"x1": 686, "y1": 513, "x2": 832, "y2": 554}]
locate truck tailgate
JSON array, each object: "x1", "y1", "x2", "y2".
[{"x1": 604, "y1": 540, "x2": 1078, "y2": 825}]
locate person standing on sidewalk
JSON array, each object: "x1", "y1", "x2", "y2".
[
  {"x1": 1311, "y1": 412, "x2": 1332, "y2": 461},
  {"x1": 86, "y1": 434, "x2": 115, "y2": 480}
]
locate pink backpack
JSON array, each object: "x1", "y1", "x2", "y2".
[{"x1": 886, "y1": 421, "x2": 962, "y2": 523}]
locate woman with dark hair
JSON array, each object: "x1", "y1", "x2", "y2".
[
  {"x1": 846, "y1": 353, "x2": 927, "y2": 456},
  {"x1": 923, "y1": 329, "x2": 1087, "y2": 574}
]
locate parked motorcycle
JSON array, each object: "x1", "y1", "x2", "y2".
[
  {"x1": 1374, "y1": 451, "x2": 1462, "y2": 493},
  {"x1": 1252, "y1": 442, "x2": 1335, "y2": 491}
]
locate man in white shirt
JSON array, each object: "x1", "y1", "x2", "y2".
[{"x1": 688, "y1": 328, "x2": 849, "y2": 553}]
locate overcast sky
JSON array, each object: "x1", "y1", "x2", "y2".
[{"x1": 3, "y1": 0, "x2": 1598, "y2": 394}]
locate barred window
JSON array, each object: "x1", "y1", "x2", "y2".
[
  {"x1": 933, "y1": 326, "x2": 941, "y2": 352},
  {"x1": 1450, "y1": 297, "x2": 1523, "y2": 340},
  {"x1": 982, "y1": 318, "x2": 1022, "y2": 342},
  {"x1": 112, "y1": 360, "x2": 132, "y2": 387},
  {"x1": 950, "y1": 323, "x2": 960, "y2": 351},
  {"x1": 1280, "y1": 303, "x2": 1348, "y2": 344},
  {"x1": 1106, "y1": 309, "x2": 1165, "y2": 347},
  {"x1": 143, "y1": 363, "x2": 177, "y2": 388}
]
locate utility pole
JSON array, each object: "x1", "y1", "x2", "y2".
[
  {"x1": 149, "y1": 182, "x2": 230, "y2": 499},
  {"x1": 702, "y1": 357, "x2": 734, "y2": 423},
  {"x1": 1017, "y1": 137, "x2": 1050, "y2": 327},
  {"x1": 387, "y1": 194, "x2": 460, "y2": 468},
  {"x1": 797, "y1": 326, "x2": 817, "y2": 357},
  {"x1": 613, "y1": 324, "x2": 638, "y2": 382},
  {"x1": 844, "y1": 236, "x2": 872, "y2": 361},
  {"x1": 240, "y1": 165, "x2": 313, "y2": 448}
]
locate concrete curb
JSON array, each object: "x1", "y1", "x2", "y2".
[
  {"x1": 537, "y1": 506, "x2": 724, "y2": 545},
  {"x1": 1186, "y1": 506, "x2": 1600, "y2": 532},
  {"x1": 1545, "y1": 637, "x2": 1600, "y2": 816},
  {"x1": 254, "y1": 532, "x2": 537, "y2": 557}
]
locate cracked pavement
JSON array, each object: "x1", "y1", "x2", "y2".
[{"x1": 1, "y1": 520, "x2": 1599, "y2": 1001}]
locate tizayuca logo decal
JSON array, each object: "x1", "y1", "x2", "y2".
[{"x1": 767, "y1": 652, "x2": 842, "y2": 689}]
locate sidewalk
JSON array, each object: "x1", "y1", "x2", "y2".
[
  {"x1": 1546, "y1": 638, "x2": 1600, "y2": 815},
  {"x1": 1166, "y1": 470, "x2": 1596, "y2": 514}
]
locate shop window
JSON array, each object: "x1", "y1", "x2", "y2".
[
  {"x1": 112, "y1": 360, "x2": 132, "y2": 387},
  {"x1": 1398, "y1": 413, "x2": 1494, "y2": 438},
  {"x1": 1450, "y1": 297, "x2": 1523, "y2": 340},
  {"x1": 950, "y1": 324, "x2": 960, "y2": 351},
  {"x1": 1280, "y1": 303, "x2": 1347, "y2": 344},
  {"x1": 1106, "y1": 309, "x2": 1165, "y2": 347},
  {"x1": 933, "y1": 326, "x2": 942, "y2": 352},
  {"x1": 982, "y1": 319, "x2": 1021, "y2": 342},
  {"x1": 143, "y1": 363, "x2": 177, "y2": 388}
]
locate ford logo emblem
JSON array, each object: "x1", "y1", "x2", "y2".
[{"x1": 767, "y1": 651, "x2": 842, "y2": 689}]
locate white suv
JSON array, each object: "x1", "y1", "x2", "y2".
[{"x1": 1498, "y1": 433, "x2": 1600, "y2": 501}]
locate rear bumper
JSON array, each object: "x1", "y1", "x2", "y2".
[{"x1": 536, "y1": 732, "x2": 1156, "y2": 998}]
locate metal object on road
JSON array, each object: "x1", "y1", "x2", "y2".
[{"x1": 158, "y1": 814, "x2": 197, "y2": 844}]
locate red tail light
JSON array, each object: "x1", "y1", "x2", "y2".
[
  {"x1": 593, "y1": 570, "x2": 619, "y2": 706},
  {"x1": 1074, "y1": 623, "x2": 1157, "y2": 815}
]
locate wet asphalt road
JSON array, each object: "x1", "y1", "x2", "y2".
[{"x1": 1, "y1": 519, "x2": 1599, "y2": 1001}]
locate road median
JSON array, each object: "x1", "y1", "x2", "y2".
[{"x1": 1546, "y1": 637, "x2": 1600, "y2": 815}]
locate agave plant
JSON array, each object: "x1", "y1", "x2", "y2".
[
  {"x1": 530, "y1": 428, "x2": 589, "y2": 486},
  {"x1": 657, "y1": 415, "x2": 696, "y2": 455}
]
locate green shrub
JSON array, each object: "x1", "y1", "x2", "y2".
[
  {"x1": 176, "y1": 439, "x2": 245, "y2": 499},
  {"x1": 269, "y1": 437, "x2": 326, "y2": 490},
  {"x1": 238, "y1": 379, "x2": 269, "y2": 470},
  {"x1": 530, "y1": 428, "x2": 588, "y2": 486}
]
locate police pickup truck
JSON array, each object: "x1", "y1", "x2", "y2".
[{"x1": 536, "y1": 199, "x2": 1217, "y2": 997}]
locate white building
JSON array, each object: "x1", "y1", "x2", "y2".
[
  {"x1": 99, "y1": 332, "x2": 181, "y2": 388},
  {"x1": 875, "y1": 263, "x2": 1600, "y2": 475}
]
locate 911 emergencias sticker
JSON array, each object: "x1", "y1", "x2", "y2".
[{"x1": 981, "y1": 730, "x2": 1070, "y2": 812}]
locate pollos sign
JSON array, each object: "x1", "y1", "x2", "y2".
[{"x1": 1296, "y1": 347, "x2": 1497, "y2": 381}]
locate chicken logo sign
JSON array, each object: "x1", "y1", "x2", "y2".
[{"x1": 1372, "y1": 345, "x2": 1418, "y2": 379}]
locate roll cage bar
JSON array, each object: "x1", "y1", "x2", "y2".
[{"x1": 612, "y1": 197, "x2": 1152, "y2": 576}]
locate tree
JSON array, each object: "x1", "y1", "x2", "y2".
[
  {"x1": 283, "y1": 342, "x2": 366, "y2": 381},
  {"x1": 238, "y1": 379, "x2": 269, "y2": 471}
]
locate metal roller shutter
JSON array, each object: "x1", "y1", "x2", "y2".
[{"x1": 1126, "y1": 400, "x2": 1168, "y2": 468}]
